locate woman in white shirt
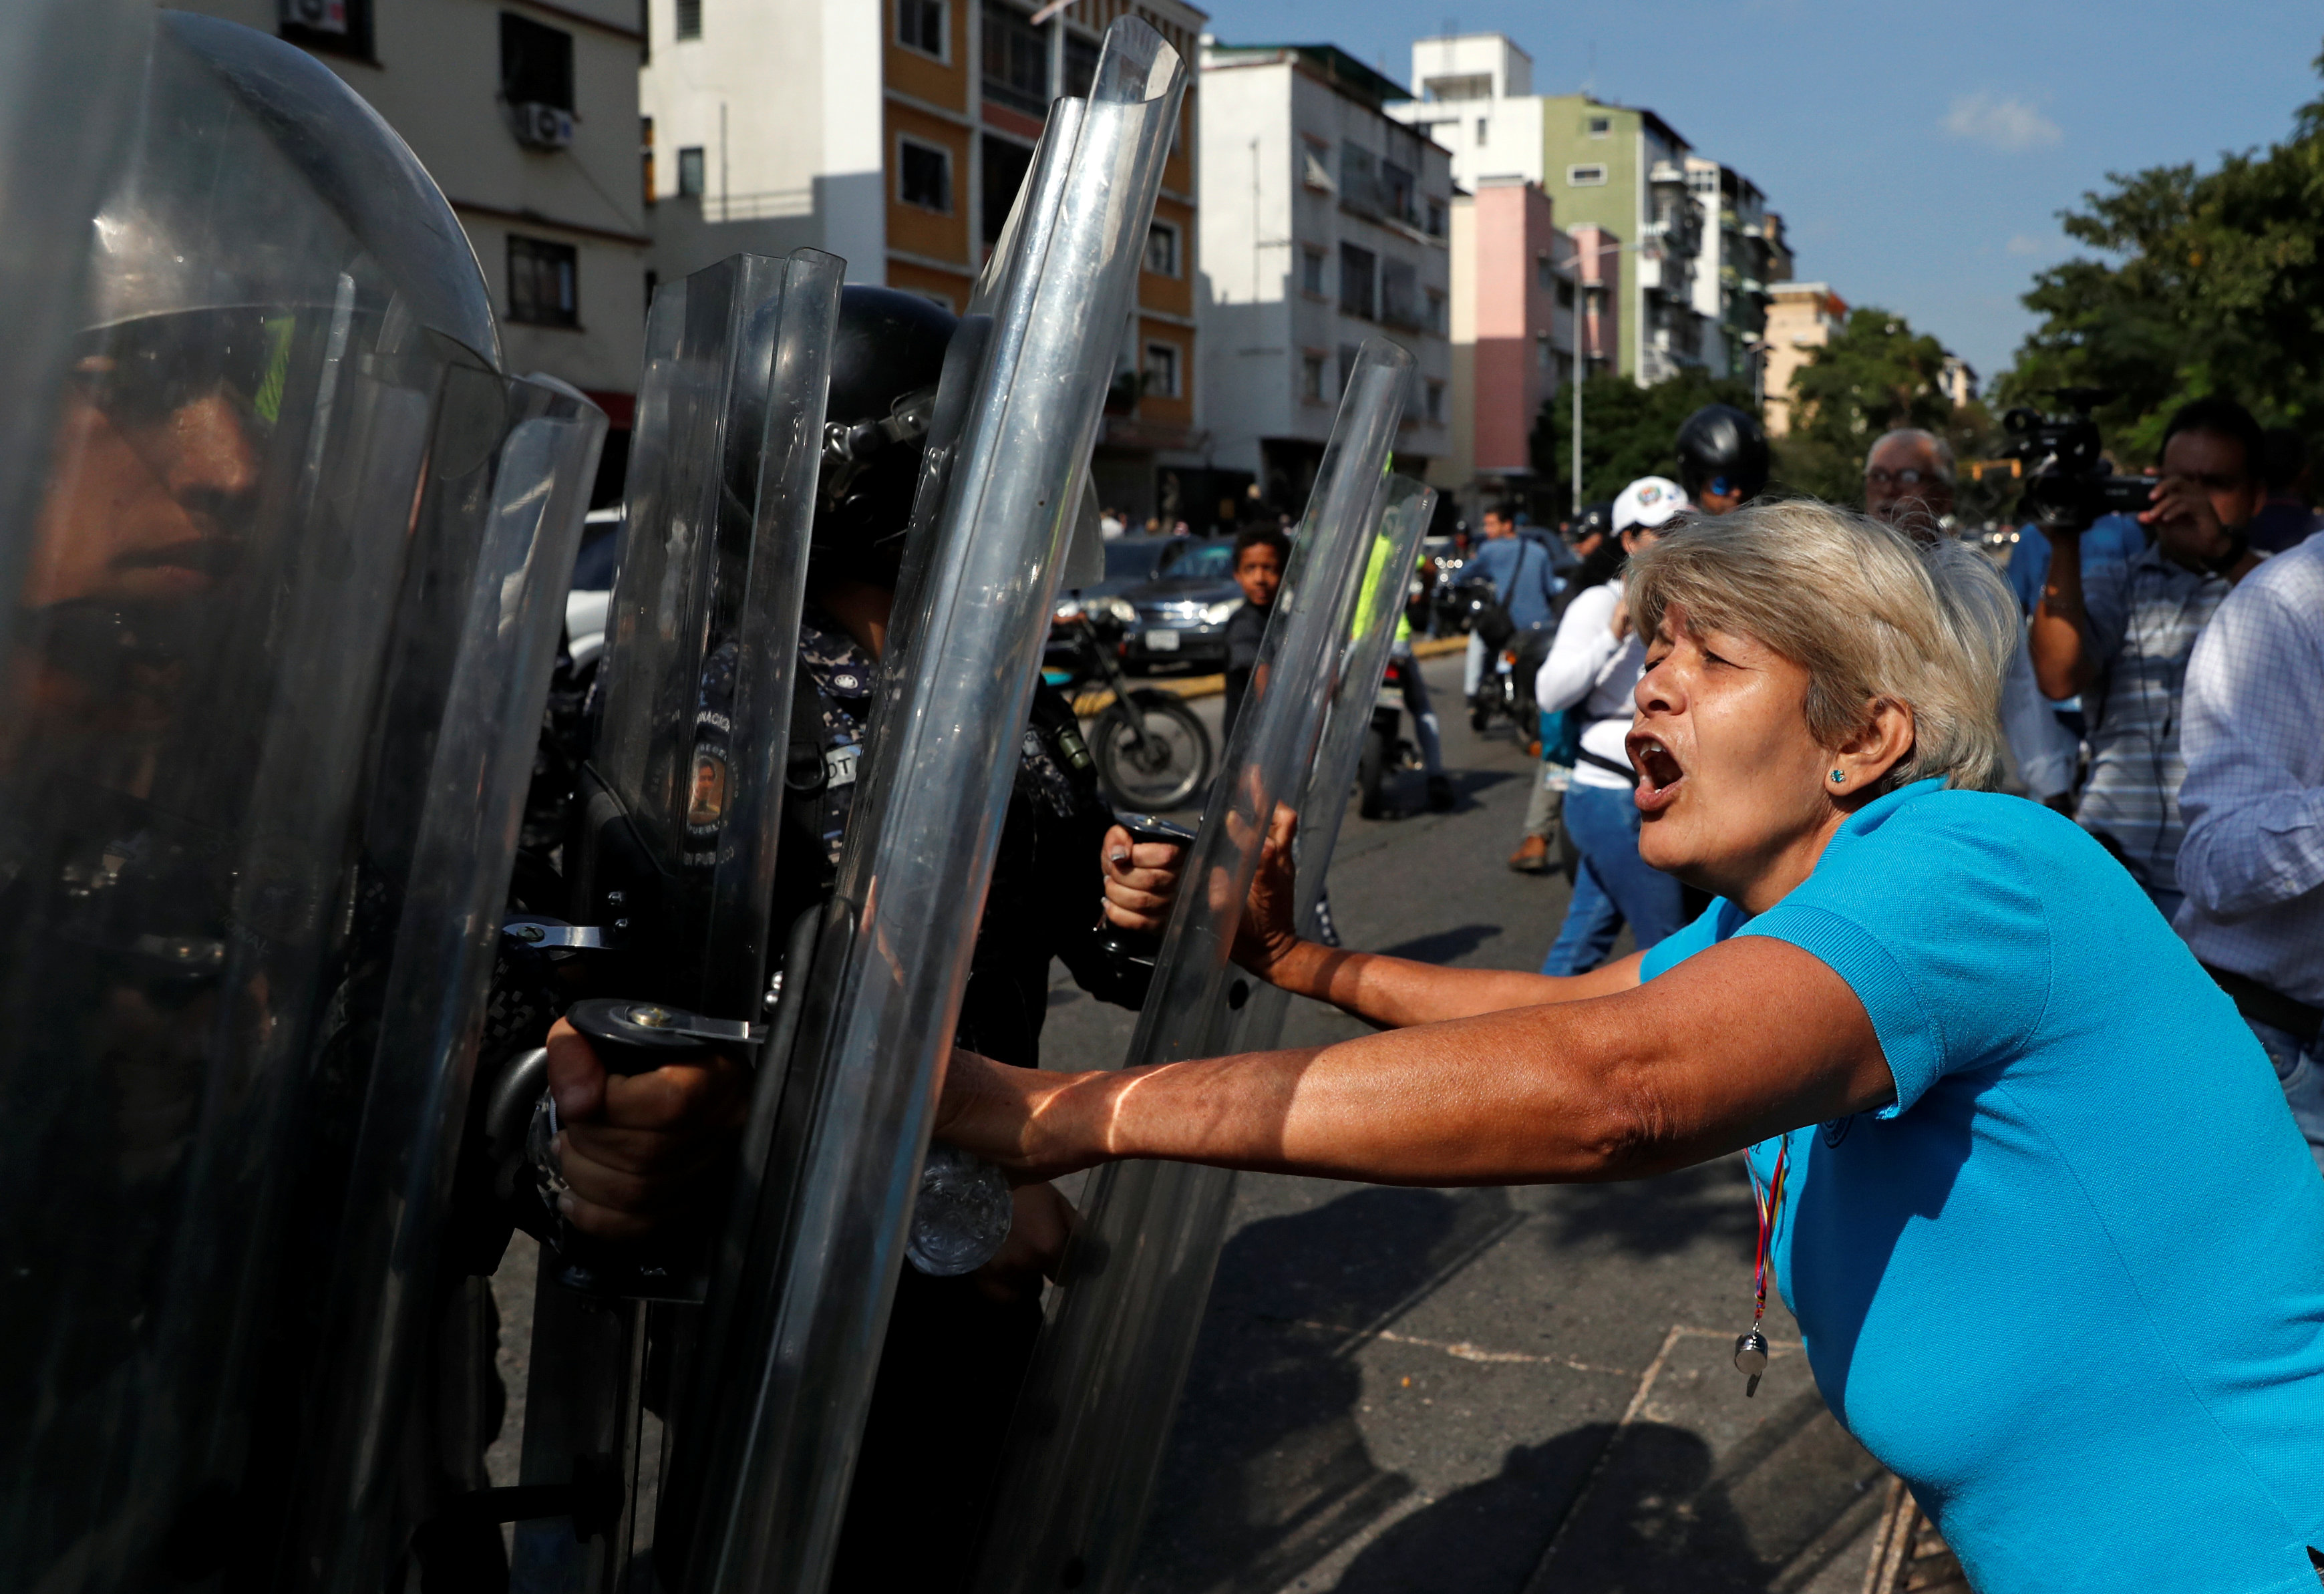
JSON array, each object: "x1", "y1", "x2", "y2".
[{"x1": 1534, "y1": 476, "x2": 1690, "y2": 972}]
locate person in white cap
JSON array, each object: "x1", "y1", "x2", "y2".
[{"x1": 1532, "y1": 476, "x2": 1691, "y2": 973}]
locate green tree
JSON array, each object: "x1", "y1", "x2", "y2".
[
  {"x1": 1529, "y1": 366, "x2": 1758, "y2": 512},
  {"x1": 1994, "y1": 42, "x2": 2324, "y2": 466},
  {"x1": 1774, "y1": 306, "x2": 1965, "y2": 505}
]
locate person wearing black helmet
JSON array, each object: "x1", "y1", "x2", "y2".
[
  {"x1": 550, "y1": 284, "x2": 1186, "y2": 1591},
  {"x1": 1675, "y1": 402, "x2": 1770, "y2": 514}
]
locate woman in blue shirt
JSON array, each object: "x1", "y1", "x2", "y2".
[{"x1": 938, "y1": 500, "x2": 2324, "y2": 1593}]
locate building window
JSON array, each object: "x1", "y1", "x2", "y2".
[
  {"x1": 1142, "y1": 341, "x2": 1180, "y2": 399},
  {"x1": 1300, "y1": 140, "x2": 1333, "y2": 192},
  {"x1": 1476, "y1": 117, "x2": 1488, "y2": 144},
  {"x1": 677, "y1": 146, "x2": 705, "y2": 197},
  {"x1": 1568, "y1": 164, "x2": 1608, "y2": 186},
  {"x1": 1301, "y1": 352, "x2": 1327, "y2": 402},
  {"x1": 674, "y1": 0, "x2": 700, "y2": 37},
  {"x1": 1536, "y1": 333, "x2": 1553, "y2": 371},
  {"x1": 1587, "y1": 115, "x2": 1611, "y2": 137},
  {"x1": 982, "y1": 1, "x2": 1049, "y2": 116},
  {"x1": 1556, "y1": 277, "x2": 1575, "y2": 309},
  {"x1": 1425, "y1": 380, "x2": 1444, "y2": 424},
  {"x1": 1424, "y1": 199, "x2": 1446, "y2": 238},
  {"x1": 1339, "y1": 243, "x2": 1375, "y2": 319},
  {"x1": 1300, "y1": 247, "x2": 1327, "y2": 297},
  {"x1": 1380, "y1": 159, "x2": 1417, "y2": 225},
  {"x1": 641, "y1": 116, "x2": 655, "y2": 202},
  {"x1": 501, "y1": 13, "x2": 574, "y2": 110},
  {"x1": 1424, "y1": 288, "x2": 1446, "y2": 335},
  {"x1": 898, "y1": 136, "x2": 953, "y2": 212},
  {"x1": 1379, "y1": 257, "x2": 1418, "y2": 328},
  {"x1": 1144, "y1": 221, "x2": 1180, "y2": 278},
  {"x1": 280, "y1": 0, "x2": 375, "y2": 59},
  {"x1": 1337, "y1": 343, "x2": 1361, "y2": 395},
  {"x1": 508, "y1": 235, "x2": 579, "y2": 328},
  {"x1": 981, "y1": 133, "x2": 1034, "y2": 245},
  {"x1": 1340, "y1": 141, "x2": 1379, "y2": 216},
  {"x1": 1063, "y1": 30, "x2": 1100, "y2": 98},
  {"x1": 896, "y1": 0, "x2": 945, "y2": 58},
  {"x1": 1536, "y1": 253, "x2": 1557, "y2": 292}
]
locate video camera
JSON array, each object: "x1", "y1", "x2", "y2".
[{"x1": 2001, "y1": 387, "x2": 2154, "y2": 532}]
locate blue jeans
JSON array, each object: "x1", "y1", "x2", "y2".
[
  {"x1": 1541, "y1": 781, "x2": 1686, "y2": 975},
  {"x1": 2246, "y1": 1016, "x2": 2324, "y2": 1178}
]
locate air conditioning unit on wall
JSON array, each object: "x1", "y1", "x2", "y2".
[
  {"x1": 280, "y1": 0, "x2": 348, "y2": 33},
  {"x1": 512, "y1": 101, "x2": 574, "y2": 151}
]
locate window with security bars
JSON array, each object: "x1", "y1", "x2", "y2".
[
  {"x1": 982, "y1": 1, "x2": 1049, "y2": 115},
  {"x1": 1379, "y1": 258, "x2": 1418, "y2": 328},
  {"x1": 897, "y1": 0, "x2": 945, "y2": 57},
  {"x1": 508, "y1": 235, "x2": 578, "y2": 327},
  {"x1": 1145, "y1": 222, "x2": 1179, "y2": 277},
  {"x1": 501, "y1": 13, "x2": 573, "y2": 109},
  {"x1": 1339, "y1": 243, "x2": 1375, "y2": 320},
  {"x1": 1142, "y1": 341, "x2": 1180, "y2": 400},
  {"x1": 674, "y1": 0, "x2": 701, "y2": 37}
]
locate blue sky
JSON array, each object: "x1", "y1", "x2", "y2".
[{"x1": 1205, "y1": 1, "x2": 2323, "y2": 380}]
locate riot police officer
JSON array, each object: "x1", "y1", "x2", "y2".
[
  {"x1": 543, "y1": 287, "x2": 1184, "y2": 1590},
  {"x1": 1675, "y1": 401, "x2": 1770, "y2": 514}
]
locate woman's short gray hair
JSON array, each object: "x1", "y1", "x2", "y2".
[{"x1": 1626, "y1": 500, "x2": 2019, "y2": 793}]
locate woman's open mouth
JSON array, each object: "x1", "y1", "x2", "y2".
[{"x1": 1628, "y1": 733, "x2": 1685, "y2": 814}]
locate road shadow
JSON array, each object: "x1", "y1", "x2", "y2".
[
  {"x1": 1132, "y1": 1186, "x2": 1520, "y2": 1594},
  {"x1": 1337, "y1": 1391, "x2": 1883, "y2": 1594},
  {"x1": 1376, "y1": 922, "x2": 1504, "y2": 964},
  {"x1": 1536, "y1": 1158, "x2": 1757, "y2": 1263}
]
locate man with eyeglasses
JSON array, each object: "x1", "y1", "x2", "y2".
[{"x1": 1864, "y1": 428, "x2": 2077, "y2": 807}]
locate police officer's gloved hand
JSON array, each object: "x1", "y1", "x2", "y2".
[
  {"x1": 1100, "y1": 824, "x2": 1184, "y2": 934},
  {"x1": 543, "y1": 1017, "x2": 752, "y2": 1241}
]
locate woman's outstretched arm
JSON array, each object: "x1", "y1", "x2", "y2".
[
  {"x1": 1232, "y1": 804, "x2": 1645, "y2": 1028},
  {"x1": 938, "y1": 935, "x2": 1895, "y2": 1187}
]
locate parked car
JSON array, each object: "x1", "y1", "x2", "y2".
[{"x1": 1113, "y1": 538, "x2": 1246, "y2": 675}]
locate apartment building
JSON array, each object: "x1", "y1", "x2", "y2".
[
  {"x1": 639, "y1": 0, "x2": 1206, "y2": 522},
  {"x1": 188, "y1": 0, "x2": 653, "y2": 500},
  {"x1": 1683, "y1": 155, "x2": 1786, "y2": 385},
  {"x1": 1197, "y1": 43, "x2": 1453, "y2": 514},
  {"x1": 1761, "y1": 281, "x2": 1849, "y2": 436},
  {"x1": 1534, "y1": 95, "x2": 1701, "y2": 384},
  {"x1": 1388, "y1": 33, "x2": 1542, "y2": 192}
]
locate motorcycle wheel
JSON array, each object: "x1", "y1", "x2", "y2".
[
  {"x1": 1467, "y1": 698, "x2": 1490, "y2": 734},
  {"x1": 1358, "y1": 723, "x2": 1392, "y2": 819},
  {"x1": 1091, "y1": 690, "x2": 1212, "y2": 812}
]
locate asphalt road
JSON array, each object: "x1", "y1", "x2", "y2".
[{"x1": 1041, "y1": 649, "x2": 1897, "y2": 1594}]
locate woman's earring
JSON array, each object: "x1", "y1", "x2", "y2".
[{"x1": 1830, "y1": 770, "x2": 1846, "y2": 784}]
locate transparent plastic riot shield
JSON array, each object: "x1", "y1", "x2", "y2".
[
  {"x1": 0, "y1": 14, "x2": 603, "y2": 1589},
  {"x1": 663, "y1": 20, "x2": 1186, "y2": 1594},
  {"x1": 965, "y1": 340, "x2": 1418, "y2": 1594},
  {"x1": 0, "y1": 0, "x2": 144, "y2": 642},
  {"x1": 501, "y1": 248, "x2": 842, "y2": 1589}
]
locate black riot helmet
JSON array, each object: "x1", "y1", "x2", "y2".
[
  {"x1": 1675, "y1": 403, "x2": 1770, "y2": 506},
  {"x1": 814, "y1": 285, "x2": 960, "y2": 582}
]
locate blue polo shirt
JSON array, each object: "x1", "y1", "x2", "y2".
[{"x1": 1641, "y1": 780, "x2": 2324, "y2": 1593}]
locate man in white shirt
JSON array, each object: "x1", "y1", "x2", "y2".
[
  {"x1": 1864, "y1": 428, "x2": 2078, "y2": 807},
  {"x1": 2173, "y1": 530, "x2": 2324, "y2": 1172},
  {"x1": 1531, "y1": 476, "x2": 1688, "y2": 973}
]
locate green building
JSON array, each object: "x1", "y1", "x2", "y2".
[{"x1": 1534, "y1": 95, "x2": 1701, "y2": 383}]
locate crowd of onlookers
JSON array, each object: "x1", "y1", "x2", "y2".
[{"x1": 1449, "y1": 400, "x2": 2324, "y2": 1173}]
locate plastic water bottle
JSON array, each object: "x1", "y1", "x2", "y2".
[{"x1": 906, "y1": 1146, "x2": 1014, "y2": 1275}]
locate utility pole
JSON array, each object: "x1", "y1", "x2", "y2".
[{"x1": 1571, "y1": 347, "x2": 1583, "y2": 516}]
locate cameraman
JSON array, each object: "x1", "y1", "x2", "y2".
[{"x1": 2028, "y1": 397, "x2": 2267, "y2": 914}]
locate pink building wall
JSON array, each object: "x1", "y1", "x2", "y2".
[
  {"x1": 1468, "y1": 180, "x2": 1562, "y2": 478},
  {"x1": 1570, "y1": 223, "x2": 1622, "y2": 375}
]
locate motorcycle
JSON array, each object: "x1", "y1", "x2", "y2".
[
  {"x1": 1358, "y1": 651, "x2": 1423, "y2": 819},
  {"x1": 1466, "y1": 617, "x2": 1556, "y2": 740},
  {"x1": 1045, "y1": 610, "x2": 1215, "y2": 811}
]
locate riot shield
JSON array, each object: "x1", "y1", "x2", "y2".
[
  {"x1": 0, "y1": 0, "x2": 144, "y2": 641},
  {"x1": 500, "y1": 248, "x2": 842, "y2": 1589},
  {"x1": 661, "y1": 19, "x2": 1186, "y2": 1594},
  {"x1": 0, "y1": 13, "x2": 605, "y2": 1590},
  {"x1": 965, "y1": 340, "x2": 1420, "y2": 1594}
]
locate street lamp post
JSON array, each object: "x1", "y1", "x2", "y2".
[{"x1": 1570, "y1": 237, "x2": 1661, "y2": 516}]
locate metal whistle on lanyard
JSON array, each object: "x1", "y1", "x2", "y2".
[{"x1": 1735, "y1": 1136, "x2": 1790, "y2": 1398}]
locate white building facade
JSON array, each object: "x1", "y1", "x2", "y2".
[
  {"x1": 187, "y1": 0, "x2": 653, "y2": 498},
  {"x1": 1198, "y1": 42, "x2": 1454, "y2": 512}
]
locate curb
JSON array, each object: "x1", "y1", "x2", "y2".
[{"x1": 1071, "y1": 633, "x2": 1467, "y2": 716}]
